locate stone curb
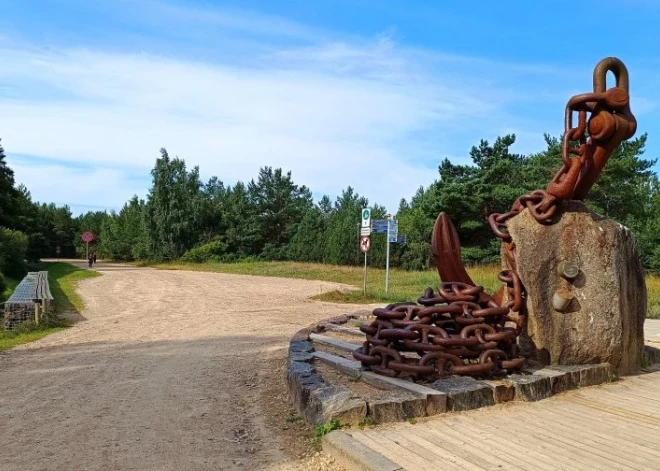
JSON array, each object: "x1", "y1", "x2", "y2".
[
  {"x1": 288, "y1": 313, "x2": 633, "y2": 425},
  {"x1": 322, "y1": 431, "x2": 405, "y2": 471}
]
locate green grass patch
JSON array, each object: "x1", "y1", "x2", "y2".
[
  {"x1": 646, "y1": 273, "x2": 660, "y2": 319},
  {"x1": 0, "y1": 262, "x2": 100, "y2": 351},
  {"x1": 0, "y1": 323, "x2": 65, "y2": 352},
  {"x1": 42, "y1": 262, "x2": 101, "y2": 314},
  {"x1": 145, "y1": 260, "x2": 501, "y2": 305}
]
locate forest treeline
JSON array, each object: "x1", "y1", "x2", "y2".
[{"x1": 1, "y1": 132, "x2": 659, "y2": 295}]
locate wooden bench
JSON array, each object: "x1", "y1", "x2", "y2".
[{"x1": 3, "y1": 271, "x2": 54, "y2": 330}]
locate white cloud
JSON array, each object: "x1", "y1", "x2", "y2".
[
  {"x1": 10, "y1": 162, "x2": 145, "y2": 212},
  {"x1": 0, "y1": 40, "x2": 516, "y2": 213},
  {"x1": 4, "y1": 2, "x2": 635, "y2": 214}
]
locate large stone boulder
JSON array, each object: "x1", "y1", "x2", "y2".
[{"x1": 504, "y1": 201, "x2": 646, "y2": 375}]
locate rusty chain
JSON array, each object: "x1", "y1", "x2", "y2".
[{"x1": 353, "y1": 270, "x2": 526, "y2": 379}]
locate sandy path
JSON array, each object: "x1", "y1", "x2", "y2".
[{"x1": 0, "y1": 261, "x2": 372, "y2": 471}]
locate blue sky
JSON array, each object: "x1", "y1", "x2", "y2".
[{"x1": 1, "y1": 0, "x2": 658, "y2": 216}]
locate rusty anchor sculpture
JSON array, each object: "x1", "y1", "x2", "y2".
[{"x1": 354, "y1": 57, "x2": 637, "y2": 379}]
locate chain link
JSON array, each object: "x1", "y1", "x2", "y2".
[{"x1": 353, "y1": 269, "x2": 526, "y2": 380}]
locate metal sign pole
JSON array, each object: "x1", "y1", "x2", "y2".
[
  {"x1": 363, "y1": 251, "x2": 368, "y2": 295},
  {"x1": 86, "y1": 241, "x2": 89, "y2": 261},
  {"x1": 385, "y1": 216, "x2": 391, "y2": 294},
  {"x1": 385, "y1": 237, "x2": 390, "y2": 293}
]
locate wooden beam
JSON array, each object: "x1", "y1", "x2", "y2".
[{"x1": 310, "y1": 333, "x2": 361, "y2": 352}]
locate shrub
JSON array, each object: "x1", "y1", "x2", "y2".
[
  {"x1": 180, "y1": 241, "x2": 228, "y2": 263},
  {"x1": 0, "y1": 271, "x2": 7, "y2": 301},
  {"x1": 0, "y1": 228, "x2": 28, "y2": 278}
]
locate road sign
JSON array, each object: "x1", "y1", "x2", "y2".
[
  {"x1": 371, "y1": 219, "x2": 389, "y2": 234},
  {"x1": 56, "y1": 246, "x2": 61, "y2": 255},
  {"x1": 360, "y1": 226, "x2": 371, "y2": 236},
  {"x1": 397, "y1": 234, "x2": 407, "y2": 244},
  {"x1": 388, "y1": 219, "x2": 399, "y2": 243},
  {"x1": 361, "y1": 208, "x2": 371, "y2": 228},
  {"x1": 359, "y1": 235, "x2": 371, "y2": 253},
  {"x1": 82, "y1": 232, "x2": 94, "y2": 243}
]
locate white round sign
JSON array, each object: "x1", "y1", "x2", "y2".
[{"x1": 359, "y1": 235, "x2": 371, "y2": 253}]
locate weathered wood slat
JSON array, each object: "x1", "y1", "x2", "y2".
[
  {"x1": 330, "y1": 370, "x2": 660, "y2": 471},
  {"x1": 322, "y1": 323, "x2": 364, "y2": 337},
  {"x1": 310, "y1": 333, "x2": 361, "y2": 352}
]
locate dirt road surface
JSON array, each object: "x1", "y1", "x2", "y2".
[{"x1": 0, "y1": 261, "x2": 372, "y2": 471}]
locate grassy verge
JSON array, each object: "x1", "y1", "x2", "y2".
[
  {"x1": 145, "y1": 260, "x2": 502, "y2": 304},
  {"x1": 0, "y1": 262, "x2": 100, "y2": 351},
  {"x1": 146, "y1": 259, "x2": 660, "y2": 318}
]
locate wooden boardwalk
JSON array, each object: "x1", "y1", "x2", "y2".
[{"x1": 335, "y1": 322, "x2": 660, "y2": 471}]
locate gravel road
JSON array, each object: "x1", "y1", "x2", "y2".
[{"x1": 0, "y1": 261, "x2": 368, "y2": 471}]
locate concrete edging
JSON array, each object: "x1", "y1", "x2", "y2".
[{"x1": 322, "y1": 431, "x2": 404, "y2": 471}]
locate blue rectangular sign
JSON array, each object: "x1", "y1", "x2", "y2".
[
  {"x1": 387, "y1": 219, "x2": 398, "y2": 242},
  {"x1": 371, "y1": 219, "x2": 389, "y2": 234}
]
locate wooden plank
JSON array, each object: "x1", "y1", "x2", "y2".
[
  {"x1": 404, "y1": 426, "x2": 516, "y2": 471},
  {"x1": 322, "y1": 323, "x2": 365, "y2": 337},
  {"x1": 398, "y1": 427, "x2": 505, "y2": 471},
  {"x1": 530, "y1": 407, "x2": 660, "y2": 463},
  {"x1": 568, "y1": 394, "x2": 660, "y2": 424},
  {"x1": 494, "y1": 412, "x2": 641, "y2": 471},
  {"x1": 312, "y1": 350, "x2": 447, "y2": 414},
  {"x1": 363, "y1": 430, "x2": 440, "y2": 471},
  {"x1": 378, "y1": 429, "x2": 472, "y2": 471},
  {"x1": 441, "y1": 414, "x2": 589, "y2": 471},
  {"x1": 350, "y1": 431, "x2": 429, "y2": 471},
  {"x1": 312, "y1": 350, "x2": 364, "y2": 375},
  {"x1": 337, "y1": 370, "x2": 660, "y2": 471},
  {"x1": 310, "y1": 333, "x2": 360, "y2": 352},
  {"x1": 514, "y1": 407, "x2": 658, "y2": 470}
]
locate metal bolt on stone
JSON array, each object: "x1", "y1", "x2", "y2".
[{"x1": 557, "y1": 260, "x2": 580, "y2": 281}]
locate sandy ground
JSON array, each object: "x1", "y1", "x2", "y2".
[{"x1": 0, "y1": 261, "x2": 374, "y2": 471}]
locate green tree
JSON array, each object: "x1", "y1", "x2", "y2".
[
  {"x1": 143, "y1": 149, "x2": 204, "y2": 260},
  {"x1": 223, "y1": 182, "x2": 261, "y2": 257},
  {"x1": 247, "y1": 167, "x2": 313, "y2": 259},
  {"x1": 0, "y1": 138, "x2": 18, "y2": 228},
  {"x1": 0, "y1": 228, "x2": 28, "y2": 277},
  {"x1": 324, "y1": 187, "x2": 369, "y2": 266}
]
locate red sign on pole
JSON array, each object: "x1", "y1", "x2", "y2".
[
  {"x1": 360, "y1": 235, "x2": 371, "y2": 253},
  {"x1": 82, "y1": 232, "x2": 94, "y2": 243}
]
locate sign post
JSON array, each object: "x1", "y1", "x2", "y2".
[
  {"x1": 360, "y1": 208, "x2": 372, "y2": 296},
  {"x1": 361, "y1": 208, "x2": 371, "y2": 229},
  {"x1": 82, "y1": 232, "x2": 94, "y2": 261},
  {"x1": 359, "y1": 235, "x2": 370, "y2": 295},
  {"x1": 56, "y1": 246, "x2": 60, "y2": 262},
  {"x1": 385, "y1": 216, "x2": 398, "y2": 293}
]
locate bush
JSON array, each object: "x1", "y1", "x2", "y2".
[
  {"x1": 460, "y1": 241, "x2": 501, "y2": 265},
  {"x1": 0, "y1": 228, "x2": 28, "y2": 278},
  {"x1": 180, "y1": 241, "x2": 228, "y2": 263},
  {"x1": 401, "y1": 241, "x2": 432, "y2": 271},
  {"x1": 0, "y1": 271, "x2": 7, "y2": 301}
]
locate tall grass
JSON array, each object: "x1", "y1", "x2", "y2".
[
  {"x1": 148, "y1": 260, "x2": 660, "y2": 318},
  {"x1": 0, "y1": 262, "x2": 100, "y2": 351}
]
